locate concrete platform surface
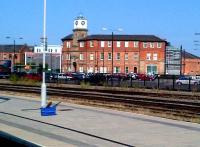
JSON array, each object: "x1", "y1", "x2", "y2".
[{"x1": 0, "y1": 94, "x2": 200, "y2": 147}]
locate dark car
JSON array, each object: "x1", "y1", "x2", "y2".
[
  {"x1": 0, "y1": 72, "x2": 10, "y2": 79},
  {"x1": 71, "y1": 72, "x2": 85, "y2": 80}
]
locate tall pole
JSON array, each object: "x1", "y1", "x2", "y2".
[
  {"x1": 13, "y1": 40, "x2": 16, "y2": 73},
  {"x1": 41, "y1": 0, "x2": 47, "y2": 108},
  {"x1": 103, "y1": 47, "x2": 104, "y2": 73},
  {"x1": 51, "y1": 52, "x2": 52, "y2": 74},
  {"x1": 180, "y1": 45, "x2": 182, "y2": 75},
  {"x1": 111, "y1": 32, "x2": 114, "y2": 86}
]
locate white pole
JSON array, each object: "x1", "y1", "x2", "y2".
[
  {"x1": 60, "y1": 53, "x2": 62, "y2": 73},
  {"x1": 41, "y1": 0, "x2": 47, "y2": 108}
]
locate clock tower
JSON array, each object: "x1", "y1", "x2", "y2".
[
  {"x1": 71, "y1": 15, "x2": 88, "y2": 72},
  {"x1": 73, "y1": 15, "x2": 88, "y2": 44},
  {"x1": 73, "y1": 15, "x2": 88, "y2": 30}
]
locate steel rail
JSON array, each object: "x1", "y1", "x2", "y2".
[{"x1": 0, "y1": 84, "x2": 200, "y2": 117}]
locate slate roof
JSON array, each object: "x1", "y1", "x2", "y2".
[
  {"x1": 183, "y1": 51, "x2": 200, "y2": 59},
  {"x1": 78, "y1": 34, "x2": 166, "y2": 42},
  {"x1": 0, "y1": 45, "x2": 33, "y2": 53},
  {"x1": 61, "y1": 34, "x2": 73, "y2": 41},
  {"x1": 61, "y1": 34, "x2": 166, "y2": 42}
]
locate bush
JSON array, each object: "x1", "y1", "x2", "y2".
[
  {"x1": 80, "y1": 81, "x2": 90, "y2": 89},
  {"x1": 9, "y1": 74, "x2": 19, "y2": 82},
  {"x1": 9, "y1": 74, "x2": 40, "y2": 85}
]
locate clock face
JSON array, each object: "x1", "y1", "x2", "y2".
[
  {"x1": 75, "y1": 21, "x2": 78, "y2": 25},
  {"x1": 81, "y1": 21, "x2": 85, "y2": 25}
]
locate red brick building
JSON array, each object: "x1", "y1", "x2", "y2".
[
  {"x1": 62, "y1": 15, "x2": 167, "y2": 74},
  {"x1": 0, "y1": 45, "x2": 33, "y2": 72},
  {"x1": 182, "y1": 51, "x2": 200, "y2": 75}
]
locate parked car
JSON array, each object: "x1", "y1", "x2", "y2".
[
  {"x1": 53, "y1": 73, "x2": 73, "y2": 80},
  {"x1": 128, "y1": 72, "x2": 138, "y2": 80},
  {"x1": 137, "y1": 74, "x2": 150, "y2": 81},
  {"x1": 71, "y1": 72, "x2": 85, "y2": 80},
  {"x1": 176, "y1": 77, "x2": 200, "y2": 85},
  {"x1": 148, "y1": 74, "x2": 158, "y2": 81},
  {"x1": 0, "y1": 72, "x2": 10, "y2": 79}
]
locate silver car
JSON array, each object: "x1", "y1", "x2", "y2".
[{"x1": 176, "y1": 77, "x2": 200, "y2": 85}]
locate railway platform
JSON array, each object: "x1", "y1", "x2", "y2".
[{"x1": 0, "y1": 94, "x2": 200, "y2": 147}]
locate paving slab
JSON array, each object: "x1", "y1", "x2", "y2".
[{"x1": 0, "y1": 94, "x2": 200, "y2": 147}]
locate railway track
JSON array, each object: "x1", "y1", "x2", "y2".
[{"x1": 0, "y1": 83, "x2": 200, "y2": 119}]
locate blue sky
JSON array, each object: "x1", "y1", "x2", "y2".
[{"x1": 1, "y1": 0, "x2": 200, "y2": 55}]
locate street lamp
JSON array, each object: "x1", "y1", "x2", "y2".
[
  {"x1": 194, "y1": 33, "x2": 200, "y2": 52},
  {"x1": 41, "y1": 0, "x2": 47, "y2": 108},
  {"x1": 6, "y1": 36, "x2": 23, "y2": 73},
  {"x1": 102, "y1": 27, "x2": 123, "y2": 85}
]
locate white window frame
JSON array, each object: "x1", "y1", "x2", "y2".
[
  {"x1": 114, "y1": 67, "x2": 120, "y2": 73},
  {"x1": 108, "y1": 53, "x2": 112, "y2": 60},
  {"x1": 116, "y1": 41, "x2": 121, "y2": 48},
  {"x1": 133, "y1": 52, "x2": 139, "y2": 61},
  {"x1": 88, "y1": 67, "x2": 94, "y2": 73},
  {"x1": 146, "y1": 53, "x2": 151, "y2": 60},
  {"x1": 90, "y1": 53, "x2": 94, "y2": 60},
  {"x1": 125, "y1": 67, "x2": 129, "y2": 73},
  {"x1": 134, "y1": 41, "x2": 139, "y2": 48},
  {"x1": 90, "y1": 41, "x2": 94, "y2": 47},
  {"x1": 80, "y1": 42, "x2": 84, "y2": 48},
  {"x1": 150, "y1": 42, "x2": 154, "y2": 48},
  {"x1": 125, "y1": 53, "x2": 128, "y2": 60},
  {"x1": 157, "y1": 42, "x2": 162, "y2": 48},
  {"x1": 125, "y1": 41, "x2": 129, "y2": 48},
  {"x1": 100, "y1": 53, "x2": 104, "y2": 60},
  {"x1": 153, "y1": 53, "x2": 158, "y2": 61},
  {"x1": 68, "y1": 66, "x2": 71, "y2": 72},
  {"x1": 80, "y1": 53, "x2": 84, "y2": 60},
  {"x1": 79, "y1": 67, "x2": 83, "y2": 72},
  {"x1": 116, "y1": 53, "x2": 120, "y2": 60},
  {"x1": 66, "y1": 54, "x2": 70, "y2": 60},
  {"x1": 143, "y1": 42, "x2": 148, "y2": 48},
  {"x1": 66, "y1": 42, "x2": 71, "y2": 48},
  {"x1": 108, "y1": 41, "x2": 112, "y2": 47},
  {"x1": 101, "y1": 41, "x2": 105, "y2": 47}
]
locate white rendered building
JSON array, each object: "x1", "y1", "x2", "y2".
[{"x1": 34, "y1": 45, "x2": 62, "y2": 54}]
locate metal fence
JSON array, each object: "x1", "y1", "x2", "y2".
[{"x1": 46, "y1": 75, "x2": 200, "y2": 92}]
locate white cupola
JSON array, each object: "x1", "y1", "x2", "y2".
[{"x1": 73, "y1": 15, "x2": 88, "y2": 30}]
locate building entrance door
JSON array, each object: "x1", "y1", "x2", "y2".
[{"x1": 134, "y1": 67, "x2": 137, "y2": 73}]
